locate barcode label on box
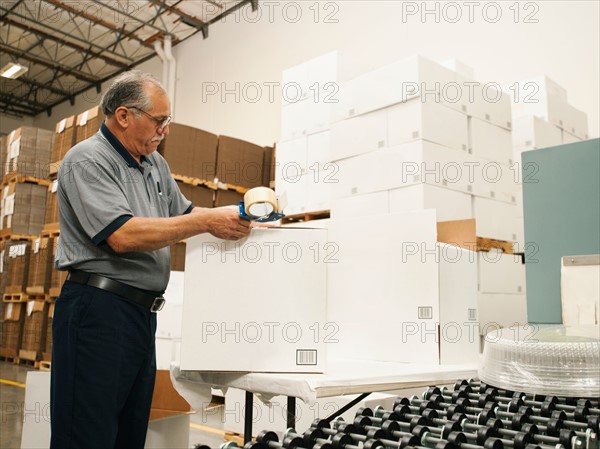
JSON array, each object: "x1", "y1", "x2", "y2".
[
  {"x1": 468, "y1": 308, "x2": 477, "y2": 321},
  {"x1": 418, "y1": 307, "x2": 433, "y2": 319},
  {"x1": 296, "y1": 349, "x2": 317, "y2": 366}
]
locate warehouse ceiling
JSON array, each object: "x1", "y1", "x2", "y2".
[{"x1": 0, "y1": 0, "x2": 255, "y2": 118}]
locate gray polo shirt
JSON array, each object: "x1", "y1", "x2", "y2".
[{"x1": 56, "y1": 122, "x2": 193, "y2": 292}]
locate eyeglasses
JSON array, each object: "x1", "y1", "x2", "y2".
[{"x1": 129, "y1": 106, "x2": 172, "y2": 131}]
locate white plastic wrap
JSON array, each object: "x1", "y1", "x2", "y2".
[{"x1": 479, "y1": 325, "x2": 600, "y2": 397}]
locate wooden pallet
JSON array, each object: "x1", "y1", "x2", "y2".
[
  {"x1": 41, "y1": 225, "x2": 60, "y2": 238},
  {"x1": 39, "y1": 360, "x2": 51, "y2": 372},
  {"x1": 224, "y1": 432, "x2": 252, "y2": 446},
  {"x1": 2, "y1": 175, "x2": 51, "y2": 186},
  {"x1": 3, "y1": 292, "x2": 30, "y2": 302},
  {"x1": 25, "y1": 286, "x2": 50, "y2": 296},
  {"x1": 48, "y1": 287, "x2": 62, "y2": 298},
  {"x1": 0, "y1": 355, "x2": 19, "y2": 364},
  {"x1": 17, "y1": 357, "x2": 40, "y2": 369},
  {"x1": 0, "y1": 232, "x2": 37, "y2": 242},
  {"x1": 47, "y1": 161, "x2": 61, "y2": 180},
  {"x1": 476, "y1": 236, "x2": 514, "y2": 254},
  {"x1": 281, "y1": 210, "x2": 330, "y2": 225},
  {"x1": 19, "y1": 349, "x2": 40, "y2": 363}
]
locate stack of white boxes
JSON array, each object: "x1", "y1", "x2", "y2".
[
  {"x1": 276, "y1": 52, "x2": 339, "y2": 214},
  {"x1": 277, "y1": 53, "x2": 532, "y2": 341}
]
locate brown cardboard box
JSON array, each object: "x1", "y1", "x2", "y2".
[
  {"x1": 44, "y1": 181, "x2": 59, "y2": 227},
  {"x1": 191, "y1": 128, "x2": 218, "y2": 181},
  {"x1": 20, "y1": 299, "x2": 48, "y2": 360},
  {"x1": 170, "y1": 242, "x2": 186, "y2": 272},
  {"x1": 149, "y1": 370, "x2": 192, "y2": 420},
  {"x1": 3, "y1": 241, "x2": 31, "y2": 294},
  {"x1": 263, "y1": 145, "x2": 275, "y2": 187},
  {"x1": 51, "y1": 115, "x2": 76, "y2": 164},
  {"x1": 43, "y1": 302, "x2": 54, "y2": 361},
  {"x1": 0, "y1": 302, "x2": 25, "y2": 358},
  {"x1": 176, "y1": 181, "x2": 214, "y2": 208},
  {"x1": 26, "y1": 238, "x2": 54, "y2": 295},
  {"x1": 159, "y1": 124, "x2": 218, "y2": 181},
  {"x1": 216, "y1": 136, "x2": 265, "y2": 188},
  {"x1": 74, "y1": 106, "x2": 104, "y2": 144},
  {"x1": 214, "y1": 189, "x2": 244, "y2": 207},
  {"x1": 159, "y1": 123, "x2": 195, "y2": 177},
  {"x1": 3, "y1": 127, "x2": 52, "y2": 180},
  {"x1": 1, "y1": 180, "x2": 48, "y2": 236},
  {"x1": 437, "y1": 219, "x2": 514, "y2": 254},
  {"x1": 49, "y1": 239, "x2": 66, "y2": 297}
]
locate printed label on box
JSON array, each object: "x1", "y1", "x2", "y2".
[
  {"x1": 58, "y1": 119, "x2": 66, "y2": 133},
  {"x1": 296, "y1": 349, "x2": 317, "y2": 366},
  {"x1": 5, "y1": 194, "x2": 15, "y2": 216},
  {"x1": 51, "y1": 180, "x2": 58, "y2": 193},
  {"x1": 7, "y1": 303, "x2": 13, "y2": 320},
  {"x1": 0, "y1": 249, "x2": 4, "y2": 273},
  {"x1": 9, "y1": 137, "x2": 20, "y2": 159},
  {"x1": 80, "y1": 111, "x2": 89, "y2": 126},
  {"x1": 34, "y1": 239, "x2": 40, "y2": 253},
  {"x1": 27, "y1": 300, "x2": 34, "y2": 316},
  {"x1": 9, "y1": 243, "x2": 26, "y2": 258}
]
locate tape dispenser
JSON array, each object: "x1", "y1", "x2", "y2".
[{"x1": 239, "y1": 187, "x2": 286, "y2": 222}]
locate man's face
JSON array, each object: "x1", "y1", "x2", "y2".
[{"x1": 124, "y1": 83, "x2": 171, "y2": 160}]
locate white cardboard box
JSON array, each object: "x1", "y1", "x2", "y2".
[
  {"x1": 276, "y1": 137, "x2": 307, "y2": 180},
  {"x1": 469, "y1": 156, "x2": 518, "y2": 204},
  {"x1": 281, "y1": 98, "x2": 331, "y2": 141},
  {"x1": 478, "y1": 251, "x2": 526, "y2": 294},
  {"x1": 561, "y1": 129, "x2": 583, "y2": 144},
  {"x1": 181, "y1": 228, "x2": 328, "y2": 372},
  {"x1": 307, "y1": 130, "x2": 331, "y2": 169},
  {"x1": 282, "y1": 51, "x2": 339, "y2": 105},
  {"x1": 510, "y1": 76, "x2": 576, "y2": 132},
  {"x1": 387, "y1": 99, "x2": 469, "y2": 152},
  {"x1": 327, "y1": 210, "x2": 479, "y2": 364},
  {"x1": 306, "y1": 169, "x2": 332, "y2": 212},
  {"x1": 469, "y1": 117, "x2": 513, "y2": 166},
  {"x1": 561, "y1": 256, "x2": 600, "y2": 325},
  {"x1": 389, "y1": 184, "x2": 472, "y2": 222},
  {"x1": 512, "y1": 115, "x2": 563, "y2": 152},
  {"x1": 223, "y1": 388, "x2": 398, "y2": 436},
  {"x1": 332, "y1": 141, "x2": 477, "y2": 200},
  {"x1": 330, "y1": 190, "x2": 390, "y2": 219},
  {"x1": 478, "y1": 293, "x2": 528, "y2": 335},
  {"x1": 333, "y1": 55, "x2": 459, "y2": 121},
  {"x1": 459, "y1": 76, "x2": 512, "y2": 130},
  {"x1": 276, "y1": 172, "x2": 307, "y2": 215},
  {"x1": 472, "y1": 196, "x2": 519, "y2": 242},
  {"x1": 330, "y1": 108, "x2": 388, "y2": 161}
]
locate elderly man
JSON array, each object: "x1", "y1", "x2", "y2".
[{"x1": 51, "y1": 70, "x2": 250, "y2": 449}]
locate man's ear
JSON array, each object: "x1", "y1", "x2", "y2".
[{"x1": 114, "y1": 106, "x2": 130, "y2": 128}]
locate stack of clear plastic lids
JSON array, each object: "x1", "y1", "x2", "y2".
[{"x1": 479, "y1": 324, "x2": 600, "y2": 397}]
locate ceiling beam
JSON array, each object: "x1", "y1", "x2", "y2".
[
  {"x1": 145, "y1": 0, "x2": 205, "y2": 29},
  {"x1": 2, "y1": 17, "x2": 129, "y2": 70},
  {"x1": 0, "y1": 42, "x2": 99, "y2": 84},
  {"x1": 42, "y1": 0, "x2": 154, "y2": 49},
  {"x1": 0, "y1": 5, "x2": 135, "y2": 63}
]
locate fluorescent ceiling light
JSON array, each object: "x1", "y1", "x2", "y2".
[{"x1": 0, "y1": 62, "x2": 28, "y2": 79}]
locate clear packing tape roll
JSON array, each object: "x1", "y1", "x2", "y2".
[
  {"x1": 239, "y1": 187, "x2": 286, "y2": 222},
  {"x1": 479, "y1": 324, "x2": 600, "y2": 397}
]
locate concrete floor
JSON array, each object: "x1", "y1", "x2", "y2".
[{"x1": 0, "y1": 361, "x2": 227, "y2": 449}]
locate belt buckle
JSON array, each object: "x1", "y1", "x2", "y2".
[{"x1": 150, "y1": 296, "x2": 165, "y2": 313}]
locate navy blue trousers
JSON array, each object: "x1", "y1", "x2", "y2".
[{"x1": 50, "y1": 281, "x2": 157, "y2": 449}]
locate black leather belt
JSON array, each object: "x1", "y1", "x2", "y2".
[{"x1": 66, "y1": 270, "x2": 165, "y2": 312}]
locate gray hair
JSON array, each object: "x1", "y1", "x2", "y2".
[{"x1": 100, "y1": 70, "x2": 167, "y2": 117}]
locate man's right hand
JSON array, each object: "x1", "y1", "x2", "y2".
[{"x1": 205, "y1": 207, "x2": 252, "y2": 240}]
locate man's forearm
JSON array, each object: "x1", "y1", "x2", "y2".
[{"x1": 107, "y1": 210, "x2": 212, "y2": 253}]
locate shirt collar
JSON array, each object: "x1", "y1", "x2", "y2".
[{"x1": 100, "y1": 122, "x2": 152, "y2": 169}]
